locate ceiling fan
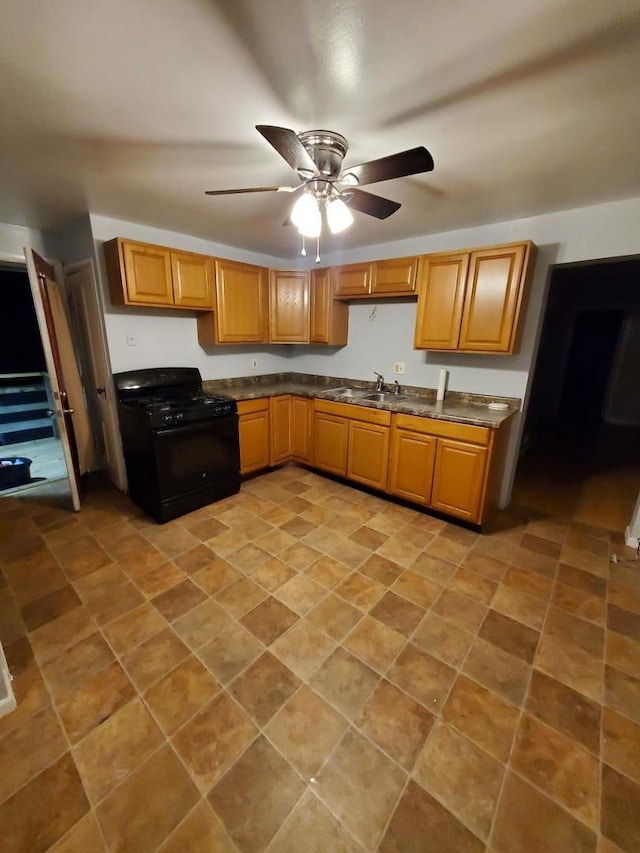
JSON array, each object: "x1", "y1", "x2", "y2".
[{"x1": 205, "y1": 125, "x2": 434, "y2": 258}]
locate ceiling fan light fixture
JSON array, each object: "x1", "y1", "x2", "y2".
[
  {"x1": 326, "y1": 197, "x2": 354, "y2": 234},
  {"x1": 291, "y1": 192, "x2": 321, "y2": 237}
]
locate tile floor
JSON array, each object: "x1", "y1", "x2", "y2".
[{"x1": 0, "y1": 465, "x2": 639, "y2": 851}]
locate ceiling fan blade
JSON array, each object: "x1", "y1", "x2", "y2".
[
  {"x1": 205, "y1": 185, "x2": 295, "y2": 196},
  {"x1": 256, "y1": 125, "x2": 319, "y2": 176},
  {"x1": 342, "y1": 146, "x2": 434, "y2": 186},
  {"x1": 346, "y1": 189, "x2": 401, "y2": 219}
]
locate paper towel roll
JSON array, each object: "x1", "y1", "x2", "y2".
[{"x1": 436, "y1": 368, "x2": 447, "y2": 401}]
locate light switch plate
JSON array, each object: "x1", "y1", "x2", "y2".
[{"x1": 393, "y1": 362, "x2": 406, "y2": 374}]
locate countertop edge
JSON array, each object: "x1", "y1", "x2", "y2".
[{"x1": 203, "y1": 376, "x2": 520, "y2": 429}]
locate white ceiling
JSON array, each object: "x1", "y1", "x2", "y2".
[{"x1": 1, "y1": 0, "x2": 640, "y2": 258}]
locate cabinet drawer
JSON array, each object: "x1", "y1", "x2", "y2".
[
  {"x1": 237, "y1": 398, "x2": 269, "y2": 416},
  {"x1": 393, "y1": 413, "x2": 490, "y2": 445}
]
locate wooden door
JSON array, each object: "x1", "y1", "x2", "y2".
[
  {"x1": 459, "y1": 243, "x2": 528, "y2": 353},
  {"x1": 238, "y1": 401, "x2": 270, "y2": 474},
  {"x1": 414, "y1": 253, "x2": 469, "y2": 350},
  {"x1": 291, "y1": 396, "x2": 312, "y2": 462},
  {"x1": 313, "y1": 411, "x2": 348, "y2": 476},
  {"x1": 24, "y1": 250, "x2": 83, "y2": 510},
  {"x1": 347, "y1": 420, "x2": 390, "y2": 490},
  {"x1": 64, "y1": 261, "x2": 127, "y2": 491},
  {"x1": 214, "y1": 259, "x2": 267, "y2": 343},
  {"x1": 371, "y1": 257, "x2": 418, "y2": 295},
  {"x1": 388, "y1": 427, "x2": 436, "y2": 505},
  {"x1": 270, "y1": 395, "x2": 291, "y2": 464},
  {"x1": 332, "y1": 263, "x2": 373, "y2": 297},
  {"x1": 269, "y1": 270, "x2": 310, "y2": 342},
  {"x1": 310, "y1": 269, "x2": 348, "y2": 345},
  {"x1": 431, "y1": 439, "x2": 488, "y2": 523},
  {"x1": 171, "y1": 251, "x2": 213, "y2": 309},
  {"x1": 121, "y1": 240, "x2": 174, "y2": 306}
]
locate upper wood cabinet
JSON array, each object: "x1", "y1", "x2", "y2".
[
  {"x1": 333, "y1": 257, "x2": 418, "y2": 299},
  {"x1": 414, "y1": 242, "x2": 534, "y2": 354},
  {"x1": 413, "y1": 253, "x2": 469, "y2": 350},
  {"x1": 332, "y1": 263, "x2": 373, "y2": 297},
  {"x1": 370, "y1": 257, "x2": 418, "y2": 296},
  {"x1": 310, "y1": 269, "x2": 349, "y2": 345},
  {"x1": 198, "y1": 259, "x2": 268, "y2": 345},
  {"x1": 459, "y1": 244, "x2": 529, "y2": 352},
  {"x1": 171, "y1": 251, "x2": 214, "y2": 309},
  {"x1": 104, "y1": 238, "x2": 213, "y2": 310},
  {"x1": 269, "y1": 271, "x2": 310, "y2": 343}
]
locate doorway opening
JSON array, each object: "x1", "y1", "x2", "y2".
[
  {"x1": 514, "y1": 256, "x2": 640, "y2": 534},
  {"x1": 0, "y1": 263, "x2": 68, "y2": 496}
]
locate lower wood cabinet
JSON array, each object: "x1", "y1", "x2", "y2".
[
  {"x1": 347, "y1": 419, "x2": 390, "y2": 490},
  {"x1": 313, "y1": 411, "x2": 349, "y2": 476},
  {"x1": 431, "y1": 439, "x2": 488, "y2": 522},
  {"x1": 270, "y1": 395, "x2": 291, "y2": 464},
  {"x1": 387, "y1": 413, "x2": 493, "y2": 523},
  {"x1": 237, "y1": 399, "x2": 270, "y2": 475},
  {"x1": 291, "y1": 396, "x2": 312, "y2": 462},
  {"x1": 237, "y1": 394, "x2": 499, "y2": 525},
  {"x1": 313, "y1": 400, "x2": 391, "y2": 488},
  {"x1": 388, "y1": 428, "x2": 436, "y2": 505}
]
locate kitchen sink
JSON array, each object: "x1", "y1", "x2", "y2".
[
  {"x1": 322, "y1": 387, "x2": 370, "y2": 398},
  {"x1": 361, "y1": 392, "x2": 407, "y2": 403}
]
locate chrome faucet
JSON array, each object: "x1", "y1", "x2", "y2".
[
  {"x1": 393, "y1": 380, "x2": 401, "y2": 394},
  {"x1": 374, "y1": 371, "x2": 384, "y2": 392}
]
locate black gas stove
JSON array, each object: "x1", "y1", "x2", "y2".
[
  {"x1": 114, "y1": 367, "x2": 240, "y2": 523},
  {"x1": 122, "y1": 391, "x2": 237, "y2": 428}
]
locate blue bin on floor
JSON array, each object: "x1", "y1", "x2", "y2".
[{"x1": 0, "y1": 457, "x2": 32, "y2": 489}]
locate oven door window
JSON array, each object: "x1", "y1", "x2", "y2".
[{"x1": 153, "y1": 416, "x2": 239, "y2": 498}]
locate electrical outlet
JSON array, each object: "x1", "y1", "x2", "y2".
[
  {"x1": 125, "y1": 332, "x2": 136, "y2": 347},
  {"x1": 251, "y1": 358, "x2": 258, "y2": 369},
  {"x1": 393, "y1": 361, "x2": 405, "y2": 375}
]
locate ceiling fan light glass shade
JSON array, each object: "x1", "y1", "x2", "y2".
[
  {"x1": 326, "y1": 197, "x2": 354, "y2": 233},
  {"x1": 291, "y1": 192, "x2": 321, "y2": 237}
]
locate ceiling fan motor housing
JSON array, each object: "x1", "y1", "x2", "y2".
[{"x1": 298, "y1": 130, "x2": 349, "y2": 179}]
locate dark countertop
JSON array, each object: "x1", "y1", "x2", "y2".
[{"x1": 203, "y1": 373, "x2": 520, "y2": 429}]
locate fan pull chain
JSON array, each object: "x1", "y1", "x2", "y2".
[
  {"x1": 300, "y1": 234, "x2": 306, "y2": 257},
  {"x1": 315, "y1": 235, "x2": 321, "y2": 264}
]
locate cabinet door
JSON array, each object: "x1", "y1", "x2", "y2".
[
  {"x1": 332, "y1": 263, "x2": 373, "y2": 297},
  {"x1": 347, "y1": 420, "x2": 390, "y2": 491},
  {"x1": 459, "y1": 243, "x2": 528, "y2": 353},
  {"x1": 310, "y1": 269, "x2": 349, "y2": 345},
  {"x1": 431, "y1": 439, "x2": 488, "y2": 523},
  {"x1": 270, "y1": 395, "x2": 291, "y2": 464},
  {"x1": 269, "y1": 270, "x2": 310, "y2": 342},
  {"x1": 215, "y1": 259, "x2": 267, "y2": 343},
  {"x1": 388, "y1": 427, "x2": 436, "y2": 505},
  {"x1": 291, "y1": 396, "x2": 312, "y2": 462},
  {"x1": 121, "y1": 241, "x2": 174, "y2": 306},
  {"x1": 313, "y1": 412, "x2": 348, "y2": 476},
  {"x1": 414, "y1": 253, "x2": 469, "y2": 349},
  {"x1": 171, "y1": 252, "x2": 213, "y2": 309},
  {"x1": 238, "y1": 408, "x2": 270, "y2": 474},
  {"x1": 371, "y1": 257, "x2": 418, "y2": 295}
]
